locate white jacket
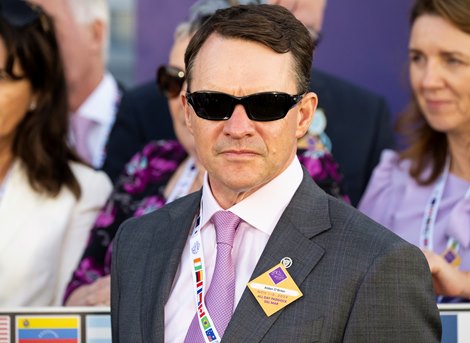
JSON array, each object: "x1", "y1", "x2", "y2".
[{"x1": 0, "y1": 160, "x2": 112, "y2": 306}]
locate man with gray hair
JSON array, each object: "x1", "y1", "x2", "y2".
[{"x1": 30, "y1": 0, "x2": 121, "y2": 168}]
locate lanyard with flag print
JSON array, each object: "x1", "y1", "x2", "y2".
[
  {"x1": 188, "y1": 205, "x2": 223, "y2": 343},
  {"x1": 419, "y1": 158, "x2": 470, "y2": 265}
]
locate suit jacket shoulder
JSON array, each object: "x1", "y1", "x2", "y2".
[
  {"x1": 223, "y1": 170, "x2": 440, "y2": 342},
  {"x1": 111, "y1": 190, "x2": 201, "y2": 342}
]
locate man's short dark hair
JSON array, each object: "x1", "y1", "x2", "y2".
[{"x1": 185, "y1": 4, "x2": 314, "y2": 93}]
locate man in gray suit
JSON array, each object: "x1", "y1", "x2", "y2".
[{"x1": 111, "y1": 5, "x2": 441, "y2": 342}]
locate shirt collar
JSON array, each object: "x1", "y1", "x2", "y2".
[
  {"x1": 200, "y1": 156, "x2": 303, "y2": 235},
  {"x1": 75, "y1": 72, "x2": 119, "y2": 124}
]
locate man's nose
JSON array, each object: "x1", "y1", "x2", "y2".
[{"x1": 222, "y1": 104, "x2": 256, "y2": 138}]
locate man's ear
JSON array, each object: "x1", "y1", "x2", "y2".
[
  {"x1": 91, "y1": 19, "x2": 106, "y2": 53},
  {"x1": 182, "y1": 92, "x2": 194, "y2": 134},
  {"x1": 295, "y1": 92, "x2": 317, "y2": 139}
]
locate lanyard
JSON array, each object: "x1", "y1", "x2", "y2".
[
  {"x1": 188, "y1": 206, "x2": 222, "y2": 343},
  {"x1": 166, "y1": 157, "x2": 198, "y2": 204},
  {"x1": 420, "y1": 158, "x2": 470, "y2": 259}
]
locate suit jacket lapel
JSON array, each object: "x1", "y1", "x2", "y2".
[
  {"x1": 140, "y1": 191, "x2": 201, "y2": 343},
  {"x1": 224, "y1": 169, "x2": 332, "y2": 342}
]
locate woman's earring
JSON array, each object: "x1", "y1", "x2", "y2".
[{"x1": 29, "y1": 101, "x2": 37, "y2": 111}]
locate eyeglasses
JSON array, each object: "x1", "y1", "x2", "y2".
[
  {"x1": 156, "y1": 65, "x2": 185, "y2": 98},
  {"x1": 185, "y1": 91, "x2": 304, "y2": 122},
  {"x1": 0, "y1": 0, "x2": 49, "y2": 31}
]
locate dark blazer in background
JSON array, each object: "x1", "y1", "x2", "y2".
[
  {"x1": 102, "y1": 82, "x2": 176, "y2": 181},
  {"x1": 103, "y1": 70, "x2": 394, "y2": 206},
  {"x1": 111, "y1": 168, "x2": 441, "y2": 342},
  {"x1": 312, "y1": 69, "x2": 395, "y2": 206}
]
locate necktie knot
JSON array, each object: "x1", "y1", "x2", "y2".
[{"x1": 211, "y1": 211, "x2": 241, "y2": 247}]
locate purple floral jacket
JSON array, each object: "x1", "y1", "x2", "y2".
[{"x1": 63, "y1": 139, "x2": 349, "y2": 302}]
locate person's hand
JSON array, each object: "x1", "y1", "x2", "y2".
[
  {"x1": 423, "y1": 249, "x2": 469, "y2": 298},
  {"x1": 65, "y1": 275, "x2": 111, "y2": 306}
]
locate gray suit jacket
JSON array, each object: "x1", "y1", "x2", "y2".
[{"x1": 111, "y1": 169, "x2": 441, "y2": 342}]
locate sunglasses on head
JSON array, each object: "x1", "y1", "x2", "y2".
[
  {"x1": 156, "y1": 65, "x2": 185, "y2": 98},
  {"x1": 185, "y1": 91, "x2": 304, "y2": 122},
  {"x1": 0, "y1": 0, "x2": 48, "y2": 30}
]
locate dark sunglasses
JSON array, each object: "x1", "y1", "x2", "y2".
[
  {"x1": 185, "y1": 91, "x2": 304, "y2": 122},
  {"x1": 156, "y1": 65, "x2": 185, "y2": 98},
  {"x1": 0, "y1": 0, "x2": 48, "y2": 30}
]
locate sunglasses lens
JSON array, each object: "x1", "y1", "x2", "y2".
[
  {"x1": 188, "y1": 93, "x2": 235, "y2": 120},
  {"x1": 245, "y1": 93, "x2": 296, "y2": 121},
  {"x1": 156, "y1": 66, "x2": 185, "y2": 98}
]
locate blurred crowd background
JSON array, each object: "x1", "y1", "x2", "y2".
[{"x1": 110, "y1": 0, "x2": 410, "y2": 116}]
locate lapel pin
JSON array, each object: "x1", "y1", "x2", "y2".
[{"x1": 281, "y1": 257, "x2": 292, "y2": 269}]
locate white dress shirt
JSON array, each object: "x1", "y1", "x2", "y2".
[
  {"x1": 164, "y1": 157, "x2": 304, "y2": 343},
  {"x1": 70, "y1": 72, "x2": 120, "y2": 168}
]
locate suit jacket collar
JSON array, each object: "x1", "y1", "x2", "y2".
[{"x1": 142, "y1": 168, "x2": 331, "y2": 342}]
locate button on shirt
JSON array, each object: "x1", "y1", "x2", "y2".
[
  {"x1": 69, "y1": 72, "x2": 120, "y2": 168},
  {"x1": 164, "y1": 157, "x2": 304, "y2": 343}
]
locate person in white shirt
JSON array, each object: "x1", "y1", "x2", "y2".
[
  {"x1": 29, "y1": 0, "x2": 120, "y2": 168},
  {"x1": 111, "y1": 5, "x2": 440, "y2": 342}
]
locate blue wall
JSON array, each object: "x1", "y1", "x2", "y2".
[{"x1": 137, "y1": 0, "x2": 413, "y2": 117}]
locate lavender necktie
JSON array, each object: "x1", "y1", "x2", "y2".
[
  {"x1": 71, "y1": 115, "x2": 95, "y2": 164},
  {"x1": 184, "y1": 211, "x2": 241, "y2": 343}
]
